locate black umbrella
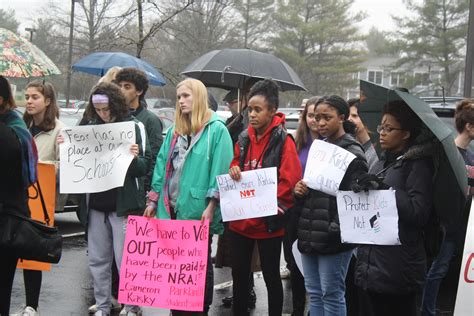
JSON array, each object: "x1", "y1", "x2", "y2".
[
  {"x1": 181, "y1": 48, "x2": 306, "y2": 91},
  {"x1": 359, "y1": 80, "x2": 467, "y2": 224}
]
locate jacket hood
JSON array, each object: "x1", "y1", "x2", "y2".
[{"x1": 248, "y1": 112, "x2": 286, "y2": 140}]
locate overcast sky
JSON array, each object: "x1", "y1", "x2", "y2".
[{"x1": 2, "y1": 0, "x2": 410, "y2": 38}]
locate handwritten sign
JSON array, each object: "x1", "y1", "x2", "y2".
[
  {"x1": 336, "y1": 190, "x2": 400, "y2": 245},
  {"x1": 303, "y1": 140, "x2": 356, "y2": 196},
  {"x1": 59, "y1": 122, "x2": 135, "y2": 193},
  {"x1": 454, "y1": 199, "x2": 474, "y2": 315},
  {"x1": 119, "y1": 216, "x2": 209, "y2": 312},
  {"x1": 217, "y1": 167, "x2": 277, "y2": 222}
]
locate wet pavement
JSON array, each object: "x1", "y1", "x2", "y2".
[{"x1": 9, "y1": 212, "x2": 458, "y2": 315}]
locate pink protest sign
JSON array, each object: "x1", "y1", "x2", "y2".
[{"x1": 118, "y1": 216, "x2": 209, "y2": 311}]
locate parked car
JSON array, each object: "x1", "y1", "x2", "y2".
[
  {"x1": 146, "y1": 98, "x2": 173, "y2": 108},
  {"x1": 57, "y1": 99, "x2": 87, "y2": 109}
]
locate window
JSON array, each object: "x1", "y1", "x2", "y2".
[
  {"x1": 368, "y1": 70, "x2": 383, "y2": 84},
  {"x1": 414, "y1": 72, "x2": 430, "y2": 86},
  {"x1": 390, "y1": 72, "x2": 406, "y2": 86}
]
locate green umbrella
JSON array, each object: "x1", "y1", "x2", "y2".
[{"x1": 359, "y1": 80, "x2": 467, "y2": 221}]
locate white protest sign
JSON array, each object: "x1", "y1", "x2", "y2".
[
  {"x1": 336, "y1": 190, "x2": 400, "y2": 245},
  {"x1": 59, "y1": 121, "x2": 135, "y2": 193},
  {"x1": 292, "y1": 241, "x2": 304, "y2": 277},
  {"x1": 303, "y1": 140, "x2": 356, "y2": 196},
  {"x1": 217, "y1": 167, "x2": 277, "y2": 222},
  {"x1": 454, "y1": 198, "x2": 474, "y2": 315}
]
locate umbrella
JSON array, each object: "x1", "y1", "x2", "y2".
[
  {"x1": 72, "y1": 52, "x2": 166, "y2": 86},
  {"x1": 359, "y1": 80, "x2": 467, "y2": 222},
  {"x1": 0, "y1": 28, "x2": 61, "y2": 77},
  {"x1": 181, "y1": 48, "x2": 306, "y2": 91}
]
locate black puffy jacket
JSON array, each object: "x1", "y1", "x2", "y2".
[
  {"x1": 297, "y1": 134, "x2": 368, "y2": 255},
  {"x1": 355, "y1": 144, "x2": 434, "y2": 294}
]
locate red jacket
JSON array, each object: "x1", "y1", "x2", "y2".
[{"x1": 229, "y1": 113, "x2": 302, "y2": 239}]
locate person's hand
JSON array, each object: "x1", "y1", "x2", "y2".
[
  {"x1": 294, "y1": 180, "x2": 309, "y2": 197},
  {"x1": 201, "y1": 205, "x2": 214, "y2": 224},
  {"x1": 130, "y1": 144, "x2": 139, "y2": 158},
  {"x1": 229, "y1": 166, "x2": 242, "y2": 181},
  {"x1": 351, "y1": 173, "x2": 389, "y2": 192},
  {"x1": 143, "y1": 204, "x2": 156, "y2": 218},
  {"x1": 57, "y1": 134, "x2": 64, "y2": 144}
]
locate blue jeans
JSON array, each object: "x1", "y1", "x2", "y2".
[
  {"x1": 421, "y1": 239, "x2": 456, "y2": 316},
  {"x1": 301, "y1": 249, "x2": 353, "y2": 316}
]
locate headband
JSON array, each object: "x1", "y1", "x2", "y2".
[{"x1": 92, "y1": 94, "x2": 109, "y2": 104}]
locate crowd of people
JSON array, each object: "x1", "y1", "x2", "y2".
[{"x1": 0, "y1": 69, "x2": 473, "y2": 316}]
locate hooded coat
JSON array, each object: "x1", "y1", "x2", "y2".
[
  {"x1": 354, "y1": 142, "x2": 434, "y2": 294},
  {"x1": 297, "y1": 133, "x2": 368, "y2": 254},
  {"x1": 229, "y1": 113, "x2": 302, "y2": 239}
]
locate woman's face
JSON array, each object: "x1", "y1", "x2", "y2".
[
  {"x1": 315, "y1": 103, "x2": 344, "y2": 140},
  {"x1": 25, "y1": 87, "x2": 49, "y2": 118},
  {"x1": 305, "y1": 104, "x2": 318, "y2": 135},
  {"x1": 177, "y1": 85, "x2": 193, "y2": 115},
  {"x1": 248, "y1": 94, "x2": 275, "y2": 135},
  {"x1": 348, "y1": 106, "x2": 364, "y2": 132},
  {"x1": 378, "y1": 114, "x2": 409, "y2": 152},
  {"x1": 94, "y1": 103, "x2": 112, "y2": 123}
]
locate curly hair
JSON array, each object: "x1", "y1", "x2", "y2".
[
  {"x1": 295, "y1": 96, "x2": 319, "y2": 152},
  {"x1": 115, "y1": 67, "x2": 149, "y2": 100},
  {"x1": 23, "y1": 81, "x2": 59, "y2": 131},
  {"x1": 85, "y1": 82, "x2": 129, "y2": 123},
  {"x1": 0, "y1": 75, "x2": 15, "y2": 112},
  {"x1": 455, "y1": 99, "x2": 474, "y2": 133},
  {"x1": 247, "y1": 79, "x2": 279, "y2": 110},
  {"x1": 383, "y1": 100, "x2": 421, "y2": 143}
]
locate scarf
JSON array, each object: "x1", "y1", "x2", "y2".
[{"x1": 0, "y1": 110, "x2": 38, "y2": 186}]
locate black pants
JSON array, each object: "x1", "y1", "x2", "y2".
[
  {"x1": 361, "y1": 289, "x2": 417, "y2": 316},
  {"x1": 230, "y1": 231, "x2": 283, "y2": 316},
  {"x1": 0, "y1": 249, "x2": 17, "y2": 315},
  {"x1": 283, "y1": 211, "x2": 306, "y2": 316},
  {"x1": 23, "y1": 269, "x2": 42, "y2": 309}
]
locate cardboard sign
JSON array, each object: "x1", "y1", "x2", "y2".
[
  {"x1": 119, "y1": 216, "x2": 209, "y2": 312},
  {"x1": 17, "y1": 163, "x2": 56, "y2": 271},
  {"x1": 336, "y1": 190, "x2": 400, "y2": 245},
  {"x1": 303, "y1": 140, "x2": 356, "y2": 196},
  {"x1": 59, "y1": 122, "x2": 135, "y2": 193},
  {"x1": 454, "y1": 199, "x2": 474, "y2": 315},
  {"x1": 217, "y1": 167, "x2": 278, "y2": 222}
]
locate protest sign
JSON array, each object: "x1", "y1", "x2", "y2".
[
  {"x1": 292, "y1": 241, "x2": 304, "y2": 277},
  {"x1": 119, "y1": 216, "x2": 209, "y2": 312},
  {"x1": 336, "y1": 190, "x2": 400, "y2": 245},
  {"x1": 217, "y1": 167, "x2": 277, "y2": 222},
  {"x1": 454, "y1": 199, "x2": 474, "y2": 315},
  {"x1": 17, "y1": 163, "x2": 56, "y2": 271},
  {"x1": 303, "y1": 140, "x2": 356, "y2": 196},
  {"x1": 59, "y1": 122, "x2": 135, "y2": 193}
]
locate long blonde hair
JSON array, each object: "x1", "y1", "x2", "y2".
[{"x1": 174, "y1": 78, "x2": 210, "y2": 135}]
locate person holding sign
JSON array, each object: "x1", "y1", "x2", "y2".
[
  {"x1": 294, "y1": 95, "x2": 368, "y2": 316},
  {"x1": 70, "y1": 82, "x2": 151, "y2": 316},
  {"x1": 11, "y1": 81, "x2": 65, "y2": 316},
  {"x1": 228, "y1": 79, "x2": 301, "y2": 316},
  {"x1": 144, "y1": 78, "x2": 233, "y2": 314},
  {"x1": 0, "y1": 76, "x2": 38, "y2": 315},
  {"x1": 353, "y1": 100, "x2": 434, "y2": 316}
]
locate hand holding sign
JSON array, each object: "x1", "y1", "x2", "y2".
[
  {"x1": 59, "y1": 121, "x2": 136, "y2": 193},
  {"x1": 303, "y1": 140, "x2": 356, "y2": 196},
  {"x1": 217, "y1": 167, "x2": 278, "y2": 222}
]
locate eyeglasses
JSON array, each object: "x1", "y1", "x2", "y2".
[{"x1": 376, "y1": 125, "x2": 403, "y2": 133}]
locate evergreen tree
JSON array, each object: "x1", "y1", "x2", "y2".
[
  {"x1": 394, "y1": 0, "x2": 469, "y2": 95},
  {"x1": 232, "y1": 0, "x2": 274, "y2": 48},
  {"x1": 271, "y1": 0, "x2": 365, "y2": 96},
  {"x1": 0, "y1": 9, "x2": 20, "y2": 33}
]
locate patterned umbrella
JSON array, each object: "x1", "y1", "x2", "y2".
[{"x1": 0, "y1": 28, "x2": 61, "y2": 78}]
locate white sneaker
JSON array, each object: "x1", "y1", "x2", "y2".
[
  {"x1": 89, "y1": 298, "x2": 122, "y2": 313},
  {"x1": 21, "y1": 306, "x2": 39, "y2": 316},
  {"x1": 280, "y1": 266, "x2": 291, "y2": 279}
]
